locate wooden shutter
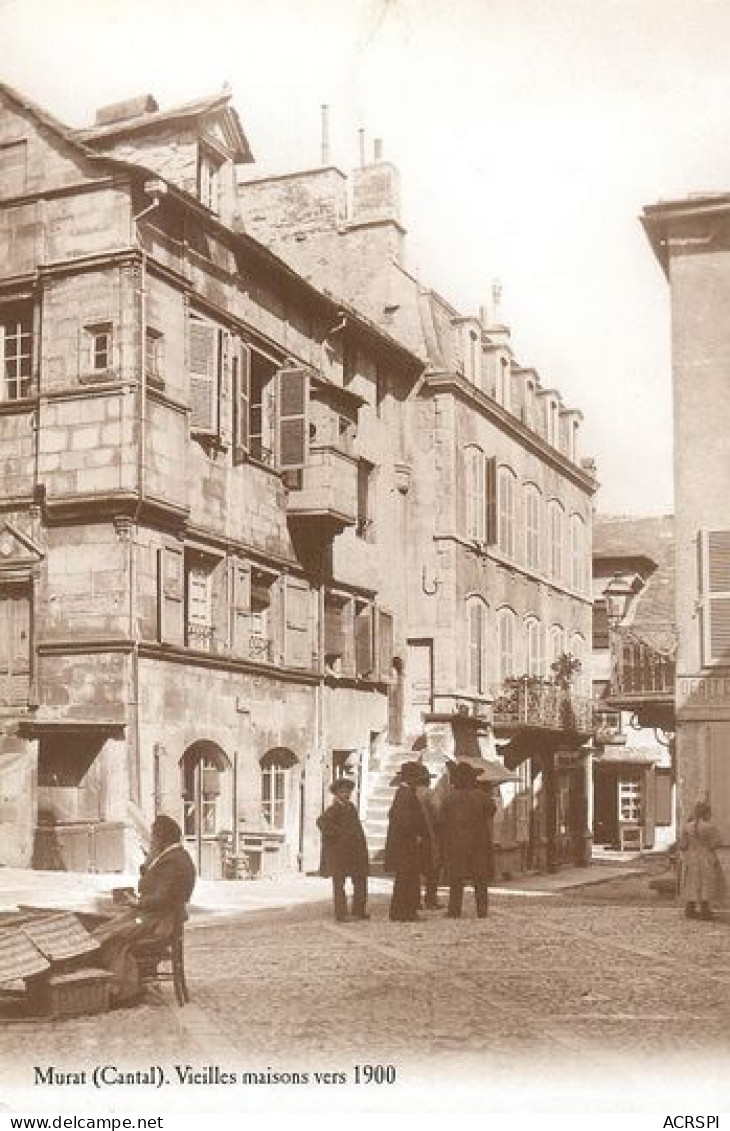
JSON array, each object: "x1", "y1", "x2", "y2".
[
  {"x1": 485, "y1": 456, "x2": 498, "y2": 546},
  {"x1": 284, "y1": 576, "x2": 311, "y2": 669},
  {"x1": 229, "y1": 559, "x2": 251, "y2": 658},
  {"x1": 324, "y1": 596, "x2": 344, "y2": 657},
  {"x1": 355, "y1": 603, "x2": 374, "y2": 677},
  {"x1": 218, "y1": 330, "x2": 232, "y2": 447},
  {"x1": 233, "y1": 341, "x2": 251, "y2": 462},
  {"x1": 377, "y1": 609, "x2": 394, "y2": 682},
  {"x1": 643, "y1": 764, "x2": 656, "y2": 850},
  {"x1": 277, "y1": 367, "x2": 309, "y2": 470},
  {"x1": 699, "y1": 529, "x2": 730, "y2": 665},
  {"x1": 468, "y1": 602, "x2": 481, "y2": 692},
  {"x1": 655, "y1": 768, "x2": 673, "y2": 827},
  {"x1": 188, "y1": 315, "x2": 218, "y2": 435},
  {"x1": 157, "y1": 545, "x2": 184, "y2": 646}
]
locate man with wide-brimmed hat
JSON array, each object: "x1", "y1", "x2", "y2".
[
  {"x1": 439, "y1": 761, "x2": 493, "y2": 918},
  {"x1": 384, "y1": 761, "x2": 430, "y2": 922},
  {"x1": 316, "y1": 777, "x2": 369, "y2": 922},
  {"x1": 414, "y1": 763, "x2": 442, "y2": 910}
]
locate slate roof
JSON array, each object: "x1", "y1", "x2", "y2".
[{"x1": 594, "y1": 514, "x2": 676, "y2": 649}]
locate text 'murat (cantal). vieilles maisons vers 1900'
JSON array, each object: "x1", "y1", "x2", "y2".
[{"x1": 0, "y1": 83, "x2": 595, "y2": 880}]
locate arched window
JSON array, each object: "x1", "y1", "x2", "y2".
[
  {"x1": 497, "y1": 466, "x2": 517, "y2": 559},
  {"x1": 570, "y1": 513, "x2": 586, "y2": 592},
  {"x1": 260, "y1": 748, "x2": 297, "y2": 830},
  {"x1": 547, "y1": 500, "x2": 564, "y2": 582},
  {"x1": 498, "y1": 607, "x2": 516, "y2": 684},
  {"x1": 464, "y1": 445, "x2": 486, "y2": 541},
  {"x1": 525, "y1": 616, "x2": 542, "y2": 678},
  {"x1": 549, "y1": 624, "x2": 564, "y2": 671},
  {"x1": 467, "y1": 596, "x2": 488, "y2": 694},
  {"x1": 524, "y1": 483, "x2": 542, "y2": 572}
]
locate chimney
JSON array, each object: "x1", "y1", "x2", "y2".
[
  {"x1": 95, "y1": 94, "x2": 159, "y2": 127},
  {"x1": 373, "y1": 138, "x2": 383, "y2": 162},
  {"x1": 358, "y1": 128, "x2": 366, "y2": 169}
]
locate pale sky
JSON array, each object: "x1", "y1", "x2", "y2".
[{"x1": 3, "y1": 0, "x2": 728, "y2": 515}]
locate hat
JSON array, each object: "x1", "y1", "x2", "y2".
[
  {"x1": 330, "y1": 777, "x2": 356, "y2": 795},
  {"x1": 395, "y1": 760, "x2": 424, "y2": 786},
  {"x1": 449, "y1": 761, "x2": 479, "y2": 789},
  {"x1": 151, "y1": 814, "x2": 183, "y2": 848},
  {"x1": 415, "y1": 764, "x2": 433, "y2": 785}
]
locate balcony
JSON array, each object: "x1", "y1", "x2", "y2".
[
  {"x1": 492, "y1": 677, "x2": 594, "y2": 738},
  {"x1": 608, "y1": 627, "x2": 676, "y2": 728},
  {"x1": 285, "y1": 445, "x2": 357, "y2": 532}
]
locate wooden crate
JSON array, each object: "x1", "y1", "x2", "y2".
[{"x1": 29, "y1": 968, "x2": 113, "y2": 1018}]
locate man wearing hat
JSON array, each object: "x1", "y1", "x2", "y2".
[
  {"x1": 414, "y1": 763, "x2": 442, "y2": 910},
  {"x1": 384, "y1": 761, "x2": 430, "y2": 921},
  {"x1": 316, "y1": 777, "x2": 370, "y2": 922},
  {"x1": 439, "y1": 761, "x2": 493, "y2": 918}
]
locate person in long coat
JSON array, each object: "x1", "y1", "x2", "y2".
[
  {"x1": 439, "y1": 761, "x2": 493, "y2": 918},
  {"x1": 415, "y1": 764, "x2": 442, "y2": 910},
  {"x1": 317, "y1": 777, "x2": 370, "y2": 922},
  {"x1": 680, "y1": 800, "x2": 724, "y2": 920},
  {"x1": 384, "y1": 761, "x2": 430, "y2": 922}
]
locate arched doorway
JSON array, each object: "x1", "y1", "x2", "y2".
[{"x1": 180, "y1": 740, "x2": 232, "y2": 879}]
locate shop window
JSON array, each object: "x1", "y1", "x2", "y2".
[
  {"x1": 1, "y1": 304, "x2": 32, "y2": 400},
  {"x1": 619, "y1": 776, "x2": 642, "y2": 823}
]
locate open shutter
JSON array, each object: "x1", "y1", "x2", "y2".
[
  {"x1": 277, "y1": 367, "x2": 309, "y2": 470},
  {"x1": 229, "y1": 559, "x2": 251, "y2": 658},
  {"x1": 188, "y1": 314, "x2": 218, "y2": 435},
  {"x1": 643, "y1": 764, "x2": 656, "y2": 850},
  {"x1": 485, "y1": 456, "x2": 498, "y2": 546},
  {"x1": 157, "y1": 545, "x2": 184, "y2": 646},
  {"x1": 355, "y1": 603, "x2": 374, "y2": 677},
  {"x1": 233, "y1": 341, "x2": 251, "y2": 463},
  {"x1": 284, "y1": 576, "x2": 311, "y2": 668},
  {"x1": 699, "y1": 529, "x2": 730, "y2": 665},
  {"x1": 324, "y1": 597, "x2": 344, "y2": 658},
  {"x1": 377, "y1": 609, "x2": 394, "y2": 682},
  {"x1": 218, "y1": 330, "x2": 232, "y2": 447}
]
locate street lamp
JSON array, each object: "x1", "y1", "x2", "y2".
[{"x1": 603, "y1": 574, "x2": 637, "y2": 627}]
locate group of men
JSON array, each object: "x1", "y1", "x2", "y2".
[{"x1": 316, "y1": 759, "x2": 495, "y2": 923}]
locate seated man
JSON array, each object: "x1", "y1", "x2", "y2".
[{"x1": 93, "y1": 815, "x2": 196, "y2": 1003}]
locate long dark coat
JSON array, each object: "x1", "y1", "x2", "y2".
[
  {"x1": 439, "y1": 787, "x2": 494, "y2": 881},
  {"x1": 138, "y1": 844, "x2": 197, "y2": 920},
  {"x1": 317, "y1": 800, "x2": 369, "y2": 877},
  {"x1": 383, "y1": 784, "x2": 429, "y2": 874}
]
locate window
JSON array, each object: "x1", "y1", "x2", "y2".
[
  {"x1": 525, "y1": 617, "x2": 542, "y2": 678},
  {"x1": 250, "y1": 350, "x2": 277, "y2": 464},
  {"x1": 467, "y1": 597, "x2": 488, "y2": 694},
  {"x1": 250, "y1": 567, "x2": 277, "y2": 663},
  {"x1": 465, "y1": 446, "x2": 486, "y2": 542},
  {"x1": 145, "y1": 327, "x2": 164, "y2": 384},
  {"x1": 546, "y1": 397, "x2": 560, "y2": 445},
  {"x1": 498, "y1": 607, "x2": 516, "y2": 684},
  {"x1": 522, "y1": 379, "x2": 535, "y2": 429},
  {"x1": 355, "y1": 599, "x2": 375, "y2": 677},
  {"x1": 188, "y1": 312, "x2": 220, "y2": 436},
  {"x1": 87, "y1": 322, "x2": 113, "y2": 374},
  {"x1": 549, "y1": 625, "x2": 564, "y2": 668},
  {"x1": 0, "y1": 305, "x2": 32, "y2": 400},
  {"x1": 548, "y1": 501, "x2": 564, "y2": 582},
  {"x1": 199, "y1": 147, "x2": 223, "y2": 214},
  {"x1": 619, "y1": 776, "x2": 642, "y2": 823},
  {"x1": 496, "y1": 355, "x2": 511, "y2": 409},
  {"x1": 524, "y1": 483, "x2": 541, "y2": 571},
  {"x1": 260, "y1": 749, "x2": 297, "y2": 830},
  {"x1": 698, "y1": 529, "x2": 730, "y2": 666},
  {"x1": 570, "y1": 513, "x2": 586, "y2": 592},
  {"x1": 357, "y1": 459, "x2": 374, "y2": 540},
  {"x1": 186, "y1": 559, "x2": 214, "y2": 651},
  {"x1": 497, "y1": 466, "x2": 517, "y2": 559}
]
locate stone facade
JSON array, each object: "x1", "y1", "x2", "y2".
[{"x1": 643, "y1": 197, "x2": 730, "y2": 880}]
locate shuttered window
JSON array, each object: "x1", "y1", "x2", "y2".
[
  {"x1": 467, "y1": 598, "x2": 487, "y2": 694},
  {"x1": 157, "y1": 545, "x2": 184, "y2": 646},
  {"x1": 548, "y1": 501, "x2": 564, "y2": 582},
  {"x1": 498, "y1": 608, "x2": 516, "y2": 684},
  {"x1": 188, "y1": 313, "x2": 218, "y2": 435},
  {"x1": 284, "y1": 576, "x2": 311, "y2": 669},
  {"x1": 524, "y1": 483, "x2": 541, "y2": 571},
  {"x1": 229, "y1": 559, "x2": 251, "y2": 658},
  {"x1": 497, "y1": 466, "x2": 516, "y2": 559},
  {"x1": 699, "y1": 529, "x2": 730, "y2": 665},
  {"x1": 525, "y1": 617, "x2": 542, "y2": 677},
  {"x1": 485, "y1": 456, "x2": 498, "y2": 545},
  {"x1": 277, "y1": 367, "x2": 309, "y2": 470},
  {"x1": 355, "y1": 601, "x2": 374, "y2": 677},
  {"x1": 465, "y1": 446, "x2": 485, "y2": 541}
]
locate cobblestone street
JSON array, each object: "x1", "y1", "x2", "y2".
[{"x1": 1, "y1": 870, "x2": 729, "y2": 1112}]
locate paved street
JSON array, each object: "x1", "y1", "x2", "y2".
[{"x1": 1, "y1": 864, "x2": 729, "y2": 1111}]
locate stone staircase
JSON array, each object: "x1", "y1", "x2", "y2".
[{"x1": 362, "y1": 741, "x2": 440, "y2": 864}]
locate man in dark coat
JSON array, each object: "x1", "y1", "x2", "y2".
[
  {"x1": 384, "y1": 761, "x2": 430, "y2": 922},
  {"x1": 439, "y1": 761, "x2": 493, "y2": 918},
  {"x1": 317, "y1": 777, "x2": 369, "y2": 922},
  {"x1": 415, "y1": 764, "x2": 442, "y2": 910}
]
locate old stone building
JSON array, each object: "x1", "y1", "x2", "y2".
[
  {"x1": 239, "y1": 146, "x2": 597, "y2": 874},
  {"x1": 0, "y1": 84, "x2": 595, "y2": 880},
  {"x1": 642, "y1": 193, "x2": 730, "y2": 879}
]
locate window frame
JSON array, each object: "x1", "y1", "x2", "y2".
[
  {"x1": 465, "y1": 445, "x2": 486, "y2": 542},
  {"x1": 497, "y1": 465, "x2": 517, "y2": 559},
  {"x1": 524, "y1": 482, "x2": 542, "y2": 572},
  {"x1": 466, "y1": 595, "x2": 488, "y2": 695},
  {"x1": 0, "y1": 305, "x2": 32, "y2": 401},
  {"x1": 498, "y1": 606, "x2": 517, "y2": 685}
]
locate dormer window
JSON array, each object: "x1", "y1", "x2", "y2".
[
  {"x1": 198, "y1": 146, "x2": 223, "y2": 215},
  {"x1": 496, "y1": 355, "x2": 511, "y2": 410}
]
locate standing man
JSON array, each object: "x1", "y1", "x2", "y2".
[
  {"x1": 440, "y1": 761, "x2": 493, "y2": 919},
  {"x1": 317, "y1": 777, "x2": 370, "y2": 922},
  {"x1": 384, "y1": 761, "x2": 430, "y2": 922},
  {"x1": 415, "y1": 764, "x2": 442, "y2": 910}
]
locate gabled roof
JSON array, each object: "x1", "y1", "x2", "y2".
[
  {"x1": 75, "y1": 90, "x2": 253, "y2": 164},
  {"x1": 0, "y1": 81, "x2": 98, "y2": 158},
  {"x1": 594, "y1": 514, "x2": 676, "y2": 647}
]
